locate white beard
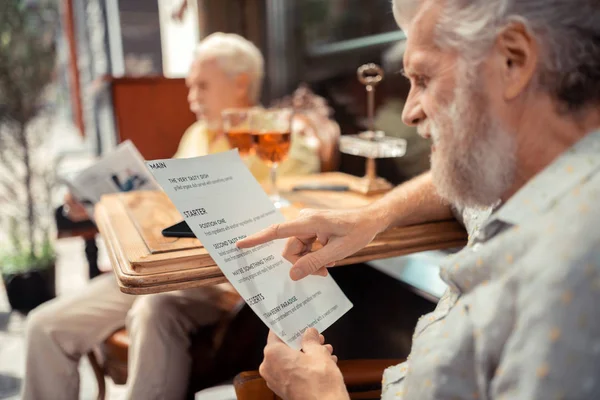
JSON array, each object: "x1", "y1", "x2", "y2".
[{"x1": 429, "y1": 66, "x2": 517, "y2": 209}]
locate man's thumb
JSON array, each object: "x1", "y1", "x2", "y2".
[{"x1": 301, "y1": 327, "x2": 321, "y2": 351}]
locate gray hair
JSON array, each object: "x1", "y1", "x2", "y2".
[
  {"x1": 394, "y1": 0, "x2": 600, "y2": 112},
  {"x1": 382, "y1": 40, "x2": 407, "y2": 73},
  {"x1": 194, "y1": 33, "x2": 264, "y2": 103}
]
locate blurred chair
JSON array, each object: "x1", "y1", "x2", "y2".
[
  {"x1": 55, "y1": 205, "x2": 101, "y2": 279},
  {"x1": 234, "y1": 359, "x2": 402, "y2": 400},
  {"x1": 108, "y1": 76, "x2": 195, "y2": 161}
]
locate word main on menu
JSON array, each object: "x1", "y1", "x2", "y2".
[{"x1": 146, "y1": 150, "x2": 352, "y2": 349}]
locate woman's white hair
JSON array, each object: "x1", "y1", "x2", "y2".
[
  {"x1": 194, "y1": 33, "x2": 264, "y2": 103},
  {"x1": 393, "y1": 0, "x2": 600, "y2": 111}
]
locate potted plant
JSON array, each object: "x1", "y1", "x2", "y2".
[
  {"x1": 1, "y1": 221, "x2": 56, "y2": 314},
  {"x1": 0, "y1": 0, "x2": 59, "y2": 314}
]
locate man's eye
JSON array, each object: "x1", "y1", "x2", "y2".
[{"x1": 414, "y1": 76, "x2": 428, "y2": 89}]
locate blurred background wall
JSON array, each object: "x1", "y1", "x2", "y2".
[{"x1": 61, "y1": 0, "x2": 428, "y2": 183}]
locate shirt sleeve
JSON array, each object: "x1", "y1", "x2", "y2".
[{"x1": 490, "y1": 246, "x2": 600, "y2": 399}]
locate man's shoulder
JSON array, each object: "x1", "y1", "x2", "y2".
[
  {"x1": 517, "y1": 174, "x2": 600, "y2": 287},
  {"x1": 549, "y1": 169, "x2": 600, "y2": 238},
  {"x1": 173, "y1": 120, "x2": 208, "y2": 159},
  {"x1": 182, "y1": 120, "x2": 208, "y2": 139}
]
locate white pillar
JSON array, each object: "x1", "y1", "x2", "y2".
[{"x1": 158, "y1": 0, "x2": 200, "y2": 78}]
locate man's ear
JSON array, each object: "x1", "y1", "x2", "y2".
[
  {"x1": 235, "y1": 73, "x2": 251, "y2": 101},
  {"x1": 496, "y1": 22, "x2": 538, "y2": 100}
]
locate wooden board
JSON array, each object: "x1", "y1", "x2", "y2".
[
  {"x1": 122, "y1": 190, "x2": 202, "y2": 254},
  {"x1": 96, "y1": 173, "x2": 467, "y2": 294}
]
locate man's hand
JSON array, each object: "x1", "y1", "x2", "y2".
[
  {"x1": 260, "y1": 328, "x2": 349, "y2": 400},
  {"x1": 63, "y1": 192, "x2": 89, "y2": 222},
  {"x1": 237, "y1": 207, "x2": 386, "y2": 281},
  {"x1": 238, "y1": 173, "x2": 454, "y2": 281}
]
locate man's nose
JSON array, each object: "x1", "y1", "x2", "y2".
[
  {"x1": 402, "y1": 90, "x2": 425, "y2": 127},
  {"x1": 187, "y1": 90, "x2": 196, "y2": 105}
]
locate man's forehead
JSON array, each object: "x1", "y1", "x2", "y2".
[
  {"x1": 187, "y1": 58, "x2": 217, "y2": 82},
  {"x1": 190, "y1": 58, "x2": 213, "y2": 73},
  {"x1": 402, "y1": 1, "x2": 442, "y2": 72}
]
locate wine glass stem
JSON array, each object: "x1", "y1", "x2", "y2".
[{"x1": 271, "y1": 164, "x2": 279, "y2": 199}]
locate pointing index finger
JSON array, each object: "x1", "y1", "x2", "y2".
[{"x1": 236, "y1": 220, "x2": 316, "y2": 248}]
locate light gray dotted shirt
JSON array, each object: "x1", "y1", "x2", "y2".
[{"x1": 382, "y1": 130, "x2": 600, "y2": 400}]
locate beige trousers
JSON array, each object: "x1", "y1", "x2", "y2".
[{"x1": 21, "y1": 273, "x2": 224, "y2": 400}]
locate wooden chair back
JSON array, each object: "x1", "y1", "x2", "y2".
[{"x1": 108, "y1": 76, "x2": 196, "y2": 160}]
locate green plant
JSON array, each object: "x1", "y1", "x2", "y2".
[
  {"x1": 0, "y1": 0, "x2": 59, "y2": 274},
  {"x1": 0, "y1": 235, "x2": 55, "y2": 276}
]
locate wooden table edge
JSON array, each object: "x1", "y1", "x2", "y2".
[{"x1": 96, "y1": 186, "x2": 469, "y2": 293}]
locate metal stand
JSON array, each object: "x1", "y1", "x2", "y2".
[{"x1": 340, "y1": 64, "x2": 406, "y2": 195}]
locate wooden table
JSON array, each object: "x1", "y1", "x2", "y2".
[{"x1": 95, "y1": 173, "x2": 467, "y2": 294}]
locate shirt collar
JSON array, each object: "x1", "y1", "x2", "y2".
[{"x1": 483, "y1": 130, "x2": 600, "y2": 229}]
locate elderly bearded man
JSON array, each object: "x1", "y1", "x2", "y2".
[
  {"x1": 237, "y1": 0, "x2": 600, "y2": 399},
  {"x1": 21, "y1": 33, "x2": 320, "y2": 400}
]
